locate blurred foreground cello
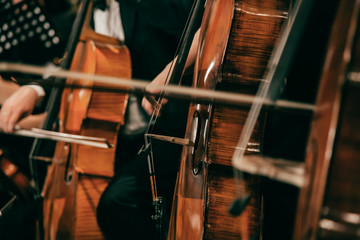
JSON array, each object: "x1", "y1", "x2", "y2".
[
  {"x1": 37, "y1": 0, "x2": 131, "y2": 239},
  {"x1": 294, "y1": 0, "x2": 360, "y2": 239}
]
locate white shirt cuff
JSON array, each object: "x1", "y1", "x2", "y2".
[{"x1": 24, "y1": 85, "x2": 45, "y2": 106}]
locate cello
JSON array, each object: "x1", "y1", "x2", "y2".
[
  {"x1": 31, "y1": 0, "x2": 131, "y2": 239},
  {"x1": 0, "y1": 148, "x2": 32, "y2": 201},
  {"x1": 167, "y1": 0, "x2": 291, "y2": 239},
  {"x1": 293, "y1": 0, "x2": 360, "y2": 239}
]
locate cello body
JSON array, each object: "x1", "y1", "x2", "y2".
[
  {"x1": 294, "y1": 0, "x2": 360, "y2": 239},
  {"x1": 0, "y1": 148, "x2": 32, "y2": 200},
  {"x1": 168, "y1": 0, "x2": 290, "y2": 239},
  {"x1": 41, "y1": 1, "x2": 131, "y2": 239}
]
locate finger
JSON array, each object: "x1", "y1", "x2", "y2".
[
  {"x1": 160, "y1": 98, "x2": 168, "y2": 105},
  {"x1": 142, "y1": 98, "x2": 154, "y2": 116},
  {"x1": 5, "y1": 118, "x2": 14, "y2": 133},
  {"x1": 0, "y1": 109, "x2": 11, "y2": 133},
  {"x1": 144, "y1": 94, "x2": 158, "y2": 108},
  {"x1": 0, "y1": 110, "x2": 6, "y2": 131},
  {"x1": 5, "y1": 110, "x2": 22, "y2": 133}
]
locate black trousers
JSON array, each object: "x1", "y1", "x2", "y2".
[
  {"x1": 0, "y1": 193, "x2": 37, "y2": 240},
  {"x1": 97, "y1": 133, "x2": 180, "y2": 240},
  {"x1": 97, "y1": 98, "x2": 188, "y2": 240}
]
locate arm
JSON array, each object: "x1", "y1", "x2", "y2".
[
  {"x1": 0, "y1": 76, "x2": 20, "y2": 104},
  {"x1": 141, "y1": 28, "x2": 199, "y2": 115}
]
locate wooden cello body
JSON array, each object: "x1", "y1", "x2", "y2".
[
  {"x1": 0, "y1": 148, "x2": 32, "y2": 200},
  {"x1": 168, "y1": 0, "x2": 290, "y2": 239},
  {"x1": 294, "y1": 0, "x2": 360, "y2": 239},
  {"x1": 40, "y1": 0, "x2": 131, "y2": 239}
]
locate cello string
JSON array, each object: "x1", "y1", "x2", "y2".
[
  {"x1": 142, "y1": 0, "x2": 195, "y2": 202},
  {"x1": 231, "y1": 0, "x2": 298, "y2": 199},
  {"x1": 144, "y1": 0, "x2": 204, "y2": 138},
  {"x1": 26, "y1": 0, "x2": 92, "y2": 205},
  {"x1": 142, "y1": 0, "x2": 203, "y2": 213}
]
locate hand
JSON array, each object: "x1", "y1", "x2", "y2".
[
  {"x1": 0, "y1": 86, "x2": 39, "y2": 133},
  {"x1": 141, "y1": 66, "x2": 170, "y2": 116},
  {"x1": 141, "y1": 29, "x2": 200, "y2": 115}
]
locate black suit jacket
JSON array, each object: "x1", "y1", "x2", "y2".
[
  {"x1": 118, "y1": 0, "x2": 194, "y2": 80},
  {"x1": 116, "y1": 0, "x2": 196, "y2": 173}
]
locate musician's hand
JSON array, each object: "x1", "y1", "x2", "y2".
[
  {"x1": 142, "y1": 30, "x2": 200, "y2": 116},
  {"x1": 142, "y1": 66, "x2": 169, "y2": 116},
  {"x1": 0, "y1": 86, "x2": 39, "y2": 133}
]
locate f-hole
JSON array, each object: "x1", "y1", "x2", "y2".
[
  {"x1": 190, "y1": 110, "x2": 203, "y2": 175},
  {"x1": 63, "y1": 143, "x2": 73, "y2": 184}
]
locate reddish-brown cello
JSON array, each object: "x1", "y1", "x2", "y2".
[
  {"x1": 38, "y1": 0, "x2": 131, "y2": 239},
  {"x1": 168, "y1": 0, "x2": 290, "y2": 239},
  {"x1": 0, "y1": 148, "x2": 32, "y2": 201},
  {"x1": 294, "y1": 0, "x2": 360, "y2": 239}
]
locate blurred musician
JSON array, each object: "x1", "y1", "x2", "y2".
[{"x1": 0, "y1": 1, "x2": 74, "y2": 239}]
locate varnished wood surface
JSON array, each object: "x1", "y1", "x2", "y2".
[
  {"x1": 208, "y1": 106, "x2": 265, "y2": 166},
  {"x1": 74, "y1": 175, "x2": 110, "y2": 240},
  {"x1": 317, "y1": 4, "x2": 360, "y2": 238},
  {"x1": 42, "y1": 13, "x2": 131, "y2": 239},
  {"x1": 204, "y1": 167, "x2": 262, "y2": 239},
  {"x1": 0, "y1": 149, "x2": 32, "y2": 200},
  {"x1": 87, "y1": 42, "x2": 130, "y2": 123},
  {"x1": 169, "y1": 0, "x2": 290, "y2": 239},
  {"x1": 77, "y1": 119, "x2": 118, "y2": 177},
  {"x1": 76, "y1": 41, "x2": 131, "y2": 178},
  {"x1": 318, "y1": 83, "x2": 360, "y2": 239},
  {"x1": 204, "y1": 1, "x2": 288, "y2": 238},
  {"x1": 293, "y1": 0, "x2": 360, "y2": 239}
]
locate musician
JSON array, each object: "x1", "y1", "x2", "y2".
[
  {"x1": 0, "y1": 0, "x2": 194, "y2": 239},
  {"x1": 139, "y1": 0, "x2": 340, "y2": 238},
  {"x1": 0, "y1": 1, "x2": 74, "y2": 239},
  {"x1": 0, "y1": 83, "x2": 45, "y2": 132},
  {"x1": 93, "y1": 0, "x2": 197, "y2": 239},
  {"x1": 0, "y1": 0, "x2": 75, "y2": 132},
  {"x1": 0, "y1": 0, "x2": 193, "y2": 239}
]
